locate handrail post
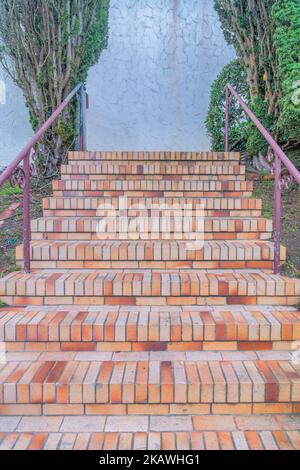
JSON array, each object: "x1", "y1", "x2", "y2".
[
  {"x1": 79, "y1": 85, "x2": 87, "y2": 151},
  {"x1": 225, "y1": 86, "x2": 230, "y2": 152},
  {"x1": 23, "y1": 151, "x2": 31, "y2": 274},
  {"x1": 274, "y1": 153, "x2": 281, "y2": 274}
]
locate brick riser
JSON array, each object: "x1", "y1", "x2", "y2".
[
  {"x1": 63, "y1": 161, "x2": 242, "y2": 170},
  {"x1": 1, "y1": 404, "x2": 298, "y2": 417},
  {"x1": 52, "y1": 178, "x2": 253, "y2": 191},
  {"x1": 51, "y1": 178, "x2": 254, "y2": 198},
  {"x1": 61, "y1": 175, "x2": 246, "y2": 181},
  {"x1": 54, "y1": 191, "x2": 254, "y2": 199},
  {"x1": 43, "y1": 211, "x2": 263, "y2": 218},
  {"x1": 1, "y1": 270, "x2": 299, "y2": 307},
  {"x1": 61, "y1": 163, "x2": 245, "y2": 175},
  {"x1": 2, "y1": 297, "x2": 299, "y2": 307},
  {"x1": 17, "y1": 240, "x2": 286, "y2": 270},
  {"x1": 4, "y1": 341, "x2": 297, "y2": 352},
  {"x1": 43, "y1": 196, "x2": 262, "y2": 208},
  {"x1": 23, "y1": 261, "x2": 276, "y2": 270},
  {"x1": 16, "y1": 240, "x2": 284, "y2": 270},
  {"x1": 2, "y1": 307, "x2": 299, "y2": 352},
  {"x1": 30, "y1": 217, "x2": 273, "y2": 241},
  {"x1": 32, "y1": 233, "x2": 273, "y2": 242},
  {"x1": 0, "y1": 359, "x2": 299, "y2": 406},
  {"x1": 43, "y1": 209, "x2": 262, "y2": 218}
]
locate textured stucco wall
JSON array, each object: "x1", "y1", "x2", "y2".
[
  {"x1": 0, "y1": 70, "x2": 33, "y2": 168},
  {"x1": 86, "y1": 0, "x2": 235, "y2": 151},
  {"x1": 0, "y1": 0, "x2": 234, "y2": 166}
]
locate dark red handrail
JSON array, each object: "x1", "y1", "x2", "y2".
[
  {"x1": 0, "y1": 83, "x2": 88, "y2": 273},
  {"x1": 225, "y1": 83, "x2": 300, "y2": 274}
]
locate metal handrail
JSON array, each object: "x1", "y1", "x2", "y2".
[
  {"x1": 0, "y1": 83, "x2": 88, "y2": 273},
  {"x1": 225, "y1": 83, "x2": 300, "y2": 274}
]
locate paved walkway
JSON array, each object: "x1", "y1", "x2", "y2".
[{"x1": 0, "y1": 414, "x2": 299, "y2": 450}]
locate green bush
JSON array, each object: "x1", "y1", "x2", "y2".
[
  {"x1": 206, "y1": 59, "x2": 249, "y2": 151},
  {"x1": 246, "y1": 97, "x2": 276, "y2": 155},
  {"x1": 0, "y1": 0, "x2": 110, "y2": 175},
  {"x1": 212, "y1": 0, "x2": 300, "y2": 157},
  {"x1": 272, "y1": 0, "x2": 300, "y2": 147}
]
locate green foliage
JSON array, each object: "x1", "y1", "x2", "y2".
[
  {"x1": 206, "y1": 59, "x2": 277, "y2": 155},
  {"x1": 286, "y1": 149, "x2": 300, "y2": 171},
  {"x1": 246, "y1": 97, "x2": 276, "y2": 155},
  {"x1": 77, "y1": 0, "x2": 110, "y2": 85},
  {"x1": 206, "y1": 60, "x2": 249, "y2": 151},
  {"x1": 0, "y1": 182, "x2": 22, "y2": 196},
  {"x1": 51, "y1": 0, "x2": 110, "y2": 166},
  {"x1": 272, "y1": 0, "x2": 300, "y2": 146},
  {"x1": 213, "y1": 0, "x2": 276, "y2": 101},
  {"x1": 0, "y1": 1, "x2": 110, "y2": 175},
  {"x1": 212, "y1": 0, "x2": 300, "y2": 155}
]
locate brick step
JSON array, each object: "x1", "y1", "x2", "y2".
[
  {"x1": 30, "y1": 216, "x2": 273, "y2": 241},
  {"x1": 67, "y1": 160, "x2": 241, "y2": 169},
  {"x1": 43, "y1": 196, "x2": 262, "y2": 211},
  {"x1": 0, "y1": 358, "x2": 299, "y2": 405},
  {"x1": 1, "y1": 306, "x2": 299, "y2": 351},
  {"x1": 61, "y1": 174, "x2": 246, "y2": 183},
  {"x1": 61, "y1": 163, "x2": 246, "y2": 177},
  {"x1": 41, "y1": 200, "x2": 264, "y2": 219},
  {"x1": 1, "y1": 427, "x2": 300, "y2": 450},
  {"x1": 52, "y1": 179, "x2": 254, "y2": 197},
  {"x1": 16, "y1": 240, "x2": 286, "y2": 270},
  {"x1": 1, "y1": 270, "x2": 299, "y2": 306},
  {"x1": 68, "y1": 151, "x2": 241, "y2": 162},
  {"x1": 44, "y1": 209, "x2": 262, "y2": 218}
]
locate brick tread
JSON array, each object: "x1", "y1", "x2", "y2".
[
  {"x1": 1, "y1": 270, "x2": 298, "y2": 299},
  {"x1": 61, "y1": 163, "x2": 244, "y2": 177},
  {"x1": 68, "y1": 151, "x2": 241, "y2": 161},
  {"x1": 42, "y1": 196, "x2": 262, "y2": 218},
  {"x1": 0, "y1": 357, "x2": 299, "y2": 405},
  {"x1": 52, "y1": 179, "x2": 253, "y2": 195},
  {"x1": 16, "y1": 240, "x2": 286, "y2": 264},
  {"x1": 43, "y1": 196, "x2": 262, "y2": 210},
  {"x1": 30, "y1": 216, "x2": 273, "y2": 239},
  {"x1": 1, "y1": 306, "x2": 299, "y2": 345}
]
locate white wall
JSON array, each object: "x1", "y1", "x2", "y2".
[
  {"x1": 0, "y1": 70, "x2": 33, "y2": 168},
  {"x1": 0, "y1": 0, "x2": 235, "y2": 166},
  {"x1": 87, "y1": 0, "x2": 235, "y2": 151}
]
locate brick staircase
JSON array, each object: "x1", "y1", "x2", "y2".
[{"x1": 0, "y1": 151, "x2": 299, "y2": 450}]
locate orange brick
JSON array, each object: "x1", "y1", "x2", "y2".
[
  {"x1": 212, "y1": 404, "x2": 252, "y2": 415},
  {"x1": 128, "y1": 405, "x2": 169, "y2": 415},
  {"x1": 86, "y1": 405, "x2": 126, "y2": 415},
  {"x1": 43, "y1": 404, "x2": 84, "y2": 415}
]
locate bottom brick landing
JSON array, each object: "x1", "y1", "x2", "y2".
[{"x1": 0, "y1": 414, "x2": 299, "y2": 450}]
